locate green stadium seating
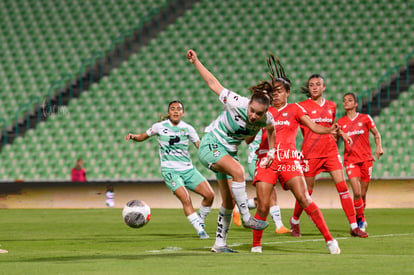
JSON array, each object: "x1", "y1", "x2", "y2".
[
  {"x1": 0, "y1": 0, "x2": 168, "y2": 127},
  {"x1": 1, "y1": 0, "x2": 414, "y2": 180}
]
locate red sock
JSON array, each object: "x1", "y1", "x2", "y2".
[
  {"x1": 362, "y1": 198, "x2": 367, "y2": 222},
  {"x1": 336, "y1": 181, "x2": 356, "y2": 224},
  {"x1": 304, "y1": 202, "x2": 333, "y2": 242},
  {"x1": 354, "y1": 198, "x2": 364, "y2": 220},
  {"x1": 293, "y1": 190, "x2": 313, "y2": 220},
  {"x1": 252, "y1": 213, "x2": 267, "y2": 247}
]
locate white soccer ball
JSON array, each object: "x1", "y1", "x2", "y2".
[{"x1": 122, "y1": 200, "x2": 151, "y2": 228}]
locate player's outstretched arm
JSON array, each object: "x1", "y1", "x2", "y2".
[
  {"x1": 124, "y1": 132, "x2": 149, "y2": 142},
  {"x1": 186, "y1": 49, "x2": 224, "y2": 96},
  {"x1": 300, "y1": 115, "x2": 339, "y2": 135}
]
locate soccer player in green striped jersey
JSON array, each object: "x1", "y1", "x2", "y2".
[
  {"x1": 187, "y1": 49, "x2": 276, "y2": 252},
  {"x1": 125, "y1": 100, "x2": 214, "y2": 239}
]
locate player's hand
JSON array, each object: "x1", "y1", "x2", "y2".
[
  {"x1": 260, "y1": 148, "x2": 275, "y2": 168},
  {"x1": 337, "y1": 127, "x2": 353, "y2": 146},
  {"x1": 186, "y1": 49, "x2": 198, "y2": 64},
  {"x1": 375, "y1": 147, "x2": 383, "y2": 159},
  {"x1": 330, "y1": 123, "x2": 340, "y2": 135},
  {"x1": 124, "y1": 133, "x2": 134, "y2": 140}
]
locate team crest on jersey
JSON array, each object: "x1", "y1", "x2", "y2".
[
  {"x1": 328, "y1": 109, "x2": 332, "y2": 114},
  {"x1": 213, "y1": 149, "x2": 220, "y2": 157},
  {"x1": 312, "y1": 110, "x2": 317, "y2": 114},
  {"x1": 282, "y1": 112, "x2": 288, "y2": 117},
  {"x1": 358, "y1": 122, "x2": 363, "y2": 127},
  {"x1": 342, "y1": 125, "x2": 347, "y2": 129},
  {"x1": 180, "y1": 129, "x2": 186, "y2": 135}
]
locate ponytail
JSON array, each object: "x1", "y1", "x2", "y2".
[
  {"x1": 249, "y1": 81, "x2": 273, "y2": 107},
  {"x1": 267, "y1": 53, "x2": 291, "y2": 91}
]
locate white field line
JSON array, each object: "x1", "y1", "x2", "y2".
[
  {"x1": 146, "y1": 233, "x2": 412, "y2": 253},
  {"x1": 234, "y1": 233, "x2": 412, "y2": 247}
]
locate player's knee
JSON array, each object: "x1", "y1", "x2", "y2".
[
  {"x1": 230, "y1": 165, "x2": 245, "y2": 182},
  {"x1": 203, "y1": 191, "x2": 214, "y2": 205},
  {"x1": 297, "y1": 193, "x2": 312, "y2": 208}
]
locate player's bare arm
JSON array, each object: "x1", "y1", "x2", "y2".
[
  {"x1": 300, "y1": 115, "x2": 339, "y2": 135},
  {"x1": 245, "y1": 134, "x2": 257, "y2": 145},
  {"x1": 370, "y1": 126, "x2": 383, "y2": 159},
  {"x1": 187, "y1": 49, "x2": 224, "y2": 96},
  {"x1": 261, "y1": 124, "x2": 276, "y2": 168},
  {"x1": 338, "y1": 128, "x2": 353, "y2": 145},
  {"x1": 193, "y1": 140, "x2": 201, "y2": 149},
  {"x1": 125, "y1": 132, "x2": 149, "y2": 142}
]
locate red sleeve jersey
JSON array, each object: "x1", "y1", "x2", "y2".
[
  {"x1": 298, "y1": 98, "x2": 338, "y2": 159},
  {"x1": 337, "y1": 113, "x2": 375, "y2": 165},
  {"x1": 258, "y1": 103, "x2": 307, "y2": 159}
]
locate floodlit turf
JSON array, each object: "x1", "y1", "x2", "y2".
[{"x1": 0, "y1": 208, "x2": 413, "y2": 274}]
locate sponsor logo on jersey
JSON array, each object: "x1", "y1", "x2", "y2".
[
  {"x1": 275, "y1": 120, "x2": 291, "y2": 126},
  {"x1": 311, "y1": 117, "x2": 333, "y2": 123},
  {"x1": 347, "y1": 130, "x2": 365, "y2": 136}
]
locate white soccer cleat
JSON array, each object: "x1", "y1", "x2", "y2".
[
  {"x1": 326, "y1": 239, "x2": 341, "y2": 255},
  {"x1": 198, "y1": 230, "x2": 210, "y2": 239},
  {"x1": 251, "y1": 246, "x2": 262, "y2": 253},
  {"x1": 211, "y1": 245, "x2": 237, "y2": 253}
]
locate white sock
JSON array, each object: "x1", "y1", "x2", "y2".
[
  {"x1": 291, "y1": 217, "x2": 300, "y2": 224},
  {"x1": 232, "y1": 181, "x2": 250, "y2": 223},
  {"x1": 214, "y1": 206, "x2": 233, "y2": 247},
  {"x1": 247, "y1": 198, "x2": 257, "y2": 209},
  {"x1": 350, "y1": 222, "x2": 358, "y2": 230},
  {"x1": 270, "y1": 205, "x2": 284, "y2": 229},
  {"x1": 198, "y1": 205, "x2": 211, "y2": 224},
  {"x1": 187, "y1": 212, "x2": 203, "y2": 234}
]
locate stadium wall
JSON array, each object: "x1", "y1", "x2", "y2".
[{"x1": 0, "y1": 180, "x2": 413, "y2": 209}]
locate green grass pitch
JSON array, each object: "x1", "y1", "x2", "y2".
[{"x1": 1, "y1": 208, "x2": 413, "y2": 274}]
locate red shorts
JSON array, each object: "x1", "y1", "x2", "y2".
[
  {"x1": 253, "y1": 158, "x2": 303, "y2": 190},
  {"x1": 345, "y1": 161, "x2": 373, "y2": 182},
  {"x1": 301, "y1": 154, "x2": 343, "y2": 177}
]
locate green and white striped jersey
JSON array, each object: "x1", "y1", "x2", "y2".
[
  {"x1": 146, "y1": 119, "x2": 199, "y2": 171},
  {"x1": 206, "y1": 88, "x2": 274, "y2": 152}
]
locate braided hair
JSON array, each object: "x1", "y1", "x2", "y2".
[{"x1": 267, "y1": 53, "x2": 291, "y2": 91}]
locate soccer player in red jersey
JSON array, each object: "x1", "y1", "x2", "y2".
[
  {"x1": 251, "y1": 55, "x2": 341, "y2": 254},
  {"x1": 290, "y1": 74, "x2": 368, "y2": 238},
  {"x1": 337, "y1": 92, "x2": 383, "y2": 231}
]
